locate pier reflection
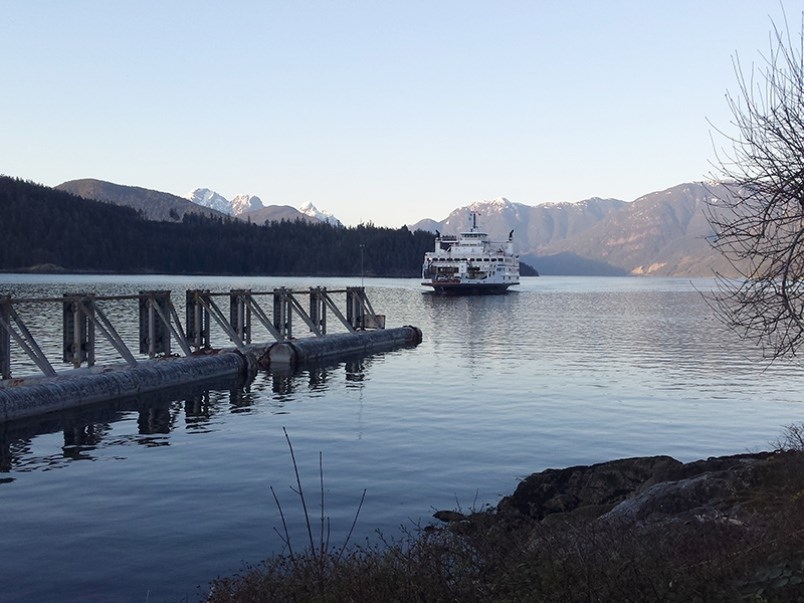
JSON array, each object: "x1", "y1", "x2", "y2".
[
  {"x1": 62, "y1": 422, "x2": 111, "y2": 459},
  {"x1": 265, "y1": 352, "x2": 370, "y2": 398},
  {"x1": 0, "y1": 350, "x2": 380, "y2": 478},
  {"x1": 346, "y1": 358, "x2": 368, "y2": 384}
]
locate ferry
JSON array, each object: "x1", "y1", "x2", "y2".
[{"x1": 421, "y1": 212, "x2": 520, "y2": 294}]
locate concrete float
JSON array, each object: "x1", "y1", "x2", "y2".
[
  {"x1": 267, "y1": 325, "x2": 422, "y2": 367},
  {"x1": 0, "y1": 327, "x2": 422, "y2": 422}
]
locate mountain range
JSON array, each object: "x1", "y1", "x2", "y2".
[
  {"x1": 185, "y1": 188, "x2": 263, "y2": 216},
  {"x1": 410, "y1": 181, "x2": 737, "y2": 277},
  {"x1": 182, "y1": 187, "x2": 343, "y2": 226},
  {"x1": 54, "y1": 177, "x2": 738, "y2": 277},
  {"x1": 57, "y1": 179, "x2": 343, "y2": 227}
]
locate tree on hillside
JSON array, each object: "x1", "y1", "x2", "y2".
[{"x1": 707, "y1": 10, "x2": 804, "y2": 360}]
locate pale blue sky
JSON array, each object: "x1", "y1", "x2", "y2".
[{"x1": 1, "y1": 1, "x2": 798, "y2": 226}]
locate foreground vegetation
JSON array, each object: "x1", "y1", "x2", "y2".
[
  {"x1": 208, "y1": 427, "x2": 804, "y2": 602},
  {"x1": 210, "y1": 514, "x2": 804, "y2": 602}
]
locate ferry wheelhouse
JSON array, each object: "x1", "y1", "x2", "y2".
[{"x1": 421, "y1": 212, "x2": 520, "y2": 294}]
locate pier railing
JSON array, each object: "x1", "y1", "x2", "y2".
[{"x1": 0, "y1": 287, "x2": 384, "y2": 380}]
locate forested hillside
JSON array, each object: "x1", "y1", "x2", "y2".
[
  {"x1": 56, "y1": 178, "x2": 226, "y2": 222},
  {"x1": 0, "y1": 176, "x2": 434, "y2": 277}
]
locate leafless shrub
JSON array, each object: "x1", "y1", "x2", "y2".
[
  {"x1": 707, "y1": 9, "x2": 804, "y2": 360},
  {"x1": 771, "y1": 422, "x2": 804, "y2": 451}
]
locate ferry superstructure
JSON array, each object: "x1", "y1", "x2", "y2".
[{"x1": 421, "y1": 212, "x2": 520, "y2": 294}]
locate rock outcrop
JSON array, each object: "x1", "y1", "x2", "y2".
[{"x1": 491, "y1": 451, "x2": 787, "y2": 526}]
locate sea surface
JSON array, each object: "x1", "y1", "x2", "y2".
[{"x1": 2, "y1": 274, "x2": 803, "y2": 602}]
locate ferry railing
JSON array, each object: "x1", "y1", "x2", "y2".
[{"x1": 0, "y1": 286, "x2": 383, "y2": 380}]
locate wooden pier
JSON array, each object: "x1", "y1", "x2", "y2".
[
  {"x1": 0, "y1": 287, "x2": 421, "y2": 421},
  {"x1": 1, "y1": 286, "x2": 385, "y2": 379}
]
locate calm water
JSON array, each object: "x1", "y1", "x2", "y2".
[{"x1": 2, "y1": 274, "x2": 803, "y2": 602}]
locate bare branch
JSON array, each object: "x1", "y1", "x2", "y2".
[{"x1": 708, "y1": 10, "x2": 804, "y2": 360}]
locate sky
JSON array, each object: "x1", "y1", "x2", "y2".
[{"x1": 1, "y1": 1, "x2": 801, "y2": 227}]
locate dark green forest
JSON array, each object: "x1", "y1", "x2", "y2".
[{"x1": 0, "y1": 176, "x2": 435, "y2": 276}]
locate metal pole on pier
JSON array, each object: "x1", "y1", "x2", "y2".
[{"x1": 360, "y1": 244, "x2": 365, "y2": 289}]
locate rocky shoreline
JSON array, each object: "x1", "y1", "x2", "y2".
[
  {"x1": 436, "y1": 450, "x2": 795, "y2": 527},
  {"x1": 211, "y1": 448, "x2": 804, "y2": 601},
  {"x1": 505, "y1": 451, "x2": 784, "y2": 523},
  {"x1": 426, "y1": 449, "x2": 804, "y2": 600}
]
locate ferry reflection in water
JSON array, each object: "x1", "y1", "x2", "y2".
[{"x1": 0, "y1": 354, "x2": 372, "y2": 478}]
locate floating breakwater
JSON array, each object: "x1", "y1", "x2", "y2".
[
  {"x1": 268, "y1": 325, "x2": 423, "y2": 366},
  {"x1": 0, "y1": 327, "x2": 422, "y2": 422},
  {"x1": 1, "y1": 285, "x2": 422, "y2": 422},
  {"x1": 0, "y1": 348, "x2": 250, "y2": 422}
]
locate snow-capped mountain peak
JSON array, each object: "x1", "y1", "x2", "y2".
[
  {"x1": 185, "y1": 189, "x2": 265, "y2": 216},
  {"x1": 231, "y1": 194, "x2": 264, "y2": 215},
  {"x1": 468, "y1": 197, "x2": 515, "y2": 213},
  {"x1": 299, "y1": 201, "x2": 342, "y2": 226},
  {"x1": 185, "y1": 188, "x2": 231, "y2": 214}
]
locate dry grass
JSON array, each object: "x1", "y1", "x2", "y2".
[{"x1": 208, "y1": 427, "x2": 804, "y2": 602}]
